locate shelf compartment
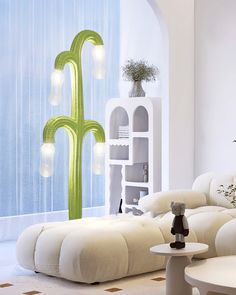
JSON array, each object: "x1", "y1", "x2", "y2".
[
  {"x1": 133, "y1": 106, "x2": 148, "y2": 132},
  {"x1": 125, "y1": 162, "x2": 149, "y2": 182},
  {"x1": 109, "y1": 165, "x2": 122, "y2": 214},
  {"x1": 133, "y1": 138, "x2": 148, "y2": 163},
  {"x1": 110, "y1": 145, "x2": 129, "y2": 160},
  {"x1": 110, "y1": 107, "x2": 129, "y2": 139},
  {"x1": 124, "y1": 186, "x2": 149, "y2": 205}
]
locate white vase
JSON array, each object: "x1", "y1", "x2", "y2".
[{"x1": 129, "y1": 80, "x2": 145, "y2": 97}]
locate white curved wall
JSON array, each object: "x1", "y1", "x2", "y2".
[
  {"x1": 148, "y1": 0, "x2": 195, "y2": 189},
  {"x1": 195, "y1": 0, "x2": 236, "y2": 176}
]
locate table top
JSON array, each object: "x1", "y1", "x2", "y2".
[
  {"x1": 185, "y1": 256, "x2": 236, "y2": 292},
  {"x1": 150, "y1": 243, "x2": 208, "y2": 257}
]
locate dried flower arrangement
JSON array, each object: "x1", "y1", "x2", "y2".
[{"x1": 122, "y1": 59, "x2": 159, "y2": 82}]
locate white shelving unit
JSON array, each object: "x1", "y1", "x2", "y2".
[{"x1": 105, "y1": 97, "x2": 161, "y2": 214}]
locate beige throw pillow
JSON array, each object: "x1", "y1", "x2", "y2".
[{"x1": 138, "y1": 190, "x2": 207, "y2": 217}]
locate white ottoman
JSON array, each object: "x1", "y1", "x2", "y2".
[{"x1": 16, "y1": 215, "x2": 165, "y2": 283}]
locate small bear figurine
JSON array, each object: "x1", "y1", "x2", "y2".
[{"x1": 170, "y1": 201, "x2": 189, "y2": 249}]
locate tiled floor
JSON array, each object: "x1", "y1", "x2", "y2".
[
  {"x1": 0, "y1": 241, "x2": 34, "y2": 280},
  {"x1": 0, "y1": 242, "x2": 200, "y2": 295}
]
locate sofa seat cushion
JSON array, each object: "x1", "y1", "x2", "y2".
[
  {"x1": 215, "y1": 219, "x2": 236, "y2": 256},
  {"x1": 187, "y1": 212, "x2": 232, "y2": 258},
  {"x1": 16, "y1": 215, "x2": 165, "y2": 283},
  {"x1": 221, "y1": 208, "x2": 236, "y2": 218}
]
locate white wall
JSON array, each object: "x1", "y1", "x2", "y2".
[
  {"x1": 120, "y1": 0, "x2": 195, "y2": 189},
  {"x1": 148, "y1": 0, "x2": 195, "y2": 189},
  {"x1": 119, "y1": 0, "x2": 162, "y2": 98},
  {"x1": 195, "y1": 0, "x2": 236, "y2": 176},
  {"x1": 119, "y1": 0, "x2": 165, "y2": 190}
]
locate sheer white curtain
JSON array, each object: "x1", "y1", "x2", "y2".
[{"x1": 0, "y1": 0, "x2": 120, "y2": 240}]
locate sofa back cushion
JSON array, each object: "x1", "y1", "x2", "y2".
[
  {"x1": 138, "y1": 190, "x2": 207, "y2": 217},
  {"x1": 192, "y1": 172, "x2": 236, "y2": 208}
]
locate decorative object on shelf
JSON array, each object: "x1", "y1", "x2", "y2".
[
  {"x1": 133, "y1": 197, "x2": 139, "y2": 203},
  {"x1": 122, "y1": 59, "x2": 159, "y2": 97},
  {"x1": 217, "y1": 184, "x2": 236, "y2": 207},
  {"x1": 40, "y1": 30, "x2": 105, "y2": 220},
  {"x1": 118, "y1": 125, "x2": 129, "y2": 138},
  {"x1": 118, "y1": 198, "x2": 123, "y2": 214},
  {"x1": 143, "y1": 163, "x2": 148, "y2": 182},
  {"x1": 132, "y1": 207, "x2": 144, "y2": 216},
  {"x1": 170, "y1": 202, "x2": 189, "y2": 249}
]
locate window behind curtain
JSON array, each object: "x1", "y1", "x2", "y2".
[{"x1": 0, "y1": 0, "x2": 120, "y2": 217}]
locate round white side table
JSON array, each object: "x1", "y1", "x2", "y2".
[
  {"x1": 185, "y1": 255, "x2": 236, "y2": 295},
  {"x1": 150, "y1": 243, "x2": 208, "y2": 295}
]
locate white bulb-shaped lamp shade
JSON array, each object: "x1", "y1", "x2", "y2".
[
  {"x1": 49, "y1": 70, "x2": 64, "y2": 106},
  {"x1": 92, "y1": 45, "x2": 105, "y2": 63},
  {"x1": 93, "y1": 142, "x2": 105, "y2": 175},
  {"x1": 39, "y1": 143, "x2": 55, "y2": 177},
  {"x1": 92, "y1": 45, "x2": 105, "y2": 79}
]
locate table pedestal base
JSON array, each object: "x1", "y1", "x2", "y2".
[{"x1": 166, "y1": 256, "x2": 192, "y2": 295}]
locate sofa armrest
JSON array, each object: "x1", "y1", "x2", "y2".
[{"x1": 138, "y1": 190, "x2": 207, "y2": 217}]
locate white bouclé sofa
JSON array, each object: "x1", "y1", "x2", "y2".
[{"x1": 16, "y1": 172, "x2": 236, "y2": 283}]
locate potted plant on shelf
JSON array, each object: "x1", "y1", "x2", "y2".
[{"x1": 122, "y1": 59, "x2": 159, "y2": 97}]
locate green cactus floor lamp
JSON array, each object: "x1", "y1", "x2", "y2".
[{"x1": 40, "y1": 30, "x2": 106, "y2": 220}]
